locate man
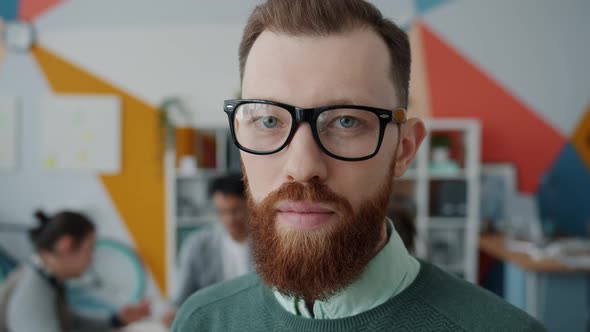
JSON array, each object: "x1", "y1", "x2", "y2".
[
  {"x1": 163, "y1": 173, "x2": 250, "y2": 325},
  {"x1": 173, "y1": 1, "x2": 546, "y2": 331}
]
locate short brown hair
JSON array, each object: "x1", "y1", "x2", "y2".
[{"x1": 239, "y1": 0, "x2": 411, "y2": 106}]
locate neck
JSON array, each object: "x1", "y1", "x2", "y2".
[{"x1": 373, "y1": 221, "x2": 389, "y2": 257}]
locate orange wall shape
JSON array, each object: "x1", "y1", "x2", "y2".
[
  {"x1": 175, "y1": 127, "x2": 196, "y2": 168},
  {"x1": 407, "y1": 23, "x2": 432, "y2": 119},
  {"x1": 33, "y1": 46, "x2": 168, "y2": 294},
  {"x1": 18, "y1": 0, "x2": 64, "y2": 21},
  {"x1": 420, "y1": 23, "x2": 565, "y2": 193},
  {"x1": 572, "y1": 104, "x2": 590, "y2": 172}
]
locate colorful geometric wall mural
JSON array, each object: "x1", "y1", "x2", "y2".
[
  {"x1": 0, "y1": 0, "x2": 18, "y2": 20},
  {"x1": 537, "y1": 143, "x2": 590, "y2": 237},
  {"x1": 19, "y1": 0, "x2": 63, "y2": 21},
  {"x1": 420, "y1": 23, "x2": 566, "y2": 193},
  {"x1": 572, "y1": 105, "x2": 590, "y2": 172},
  {"x1": 33, "y1": 46, "x2": 166, "y2": 292},
  {"x1": 1, "y1": 1, "x2": 589, "y2": 298}
]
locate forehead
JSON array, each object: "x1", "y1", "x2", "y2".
[{"x1": 242, "y1": 28, "x2": 397, "y2": 108}]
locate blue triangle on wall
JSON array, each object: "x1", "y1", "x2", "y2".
[
  {"x1": 537, "y1": 143, "x2": 590, "y2": 237},
  {"x1": 415, "y1": 0, "x2": 450, "y2": 16},
  {"x1": 0, "y1": 0, "x2": 18, "y2": 20}
]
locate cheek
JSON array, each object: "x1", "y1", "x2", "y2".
[
  {"x1": 328, "y1": 157, "x2": 393, "y2": 209},
  {"x1": 242, "y1": 153, "x2": 281, "y2": 202},
  {"x1": 373, "y1": 127, "x2": 399, "y2": 173},
  {"x1": 326, "y1": 166, "x2": 369, "y2": 209},
  {"x1": 79, "y1": 249, "x2": 93, "y2": 267},
  {"x1": 220, "y1": 215, "x2": 233, "y2": 226}
]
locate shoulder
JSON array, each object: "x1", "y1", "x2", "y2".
[
  {"x1": 6, "y1": 266, "x2": 64, "y2": 331},
  {"x1": 177, "y1": 273, "x2": 260, "y2": 313},
  {"x1": 9, "y1": 266, "x2": 54, "y2": 304},
  {"x1": 7, "y1": 266, "x2": 56, "y2": 320},
  {"x1": 183, "y1": 225, "x2": 221, "y2": 249},
  {"x1": 179, "y1": 227, "x2": 219, "y2": 259},
  {"x1": 417, "y1": 262, "x2": 546, "y2": 331},
  {"x1": 11, "y1": 265, "x2": 51, "y2": 294},
  {"x1": 172, "y1": 273, "x2": 261, "y2": 330}
]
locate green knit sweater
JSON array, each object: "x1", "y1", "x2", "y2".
[{"x1": 172, "y1": 261, "x2": 546, "y2": 332}]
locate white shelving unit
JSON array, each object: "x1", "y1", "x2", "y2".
[
  {"x1": 404, "y1": 118, "x2": 481, "y2": 283},
  {"x1": 164, "y1": 127, "x2": 237, "y2": 295}
]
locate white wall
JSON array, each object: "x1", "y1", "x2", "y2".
[
  {"x1": 0, "y1": 52, "x2": 131, "y2": 255},
  {"x1": 34, "y1": 0, "x2": 416, "y2": 128}
]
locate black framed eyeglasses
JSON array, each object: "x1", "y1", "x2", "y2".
[{"x1": 223, "y1": 99, "x2": 407, "y2": 161}]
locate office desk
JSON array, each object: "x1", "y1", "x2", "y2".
[
  {"x1": 480, "y1": 234, "x2": 590, "y2": 332},
  {"x1": 124, "y1": 320, "x2": 168, "y2": 332}
]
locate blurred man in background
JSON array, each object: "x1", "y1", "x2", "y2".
[{"x1": 163, "y1": 173, "x2": 250, "y2": 326}]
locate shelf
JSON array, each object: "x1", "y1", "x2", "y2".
[
  {"x1": 399, "y1": 170, "x2": 479, "y2": 181},
  {"x1": 407, "y1": 119, "x2": 480, "y2": 283},
  {"x1": 176, "y1": 215, "x2": 217, "y2": 225},
  {"x1": 427, "y1": 170, "x2": 467, "y2": 180},
  {"x1": 428, "y1": 217, "x2": 467, "y2": 228},
  {"x1": 176, "y1": 169, "x2": 225, "y2": 180}
]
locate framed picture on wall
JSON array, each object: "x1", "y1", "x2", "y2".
[{"x1": 480, "y1": 163, "x2": 518, "y2": 233}]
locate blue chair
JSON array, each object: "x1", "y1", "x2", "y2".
[
  {"x1": 67, "y1": 238, "x2": 147, "y2": 316},
  {"x1": 0, "y1": 246, "x2": 18, "y2": 285}
]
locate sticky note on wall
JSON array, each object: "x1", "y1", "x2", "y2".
[{"x1": 40, "y1": 94, "x2": 121, "y2": 174}]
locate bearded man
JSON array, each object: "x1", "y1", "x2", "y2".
[{"x1": 173, "y1": 1, "x2": 546, "y2": 331}]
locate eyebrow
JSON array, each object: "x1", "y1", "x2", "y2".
[
  {"x1": 322, "y1": 98, "x2": 361, "y2": 106},
  {"x1": 251, "y1": 97, "x2": 364, "y2": 108}
]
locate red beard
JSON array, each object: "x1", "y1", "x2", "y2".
[{"x1": 246, "y1": 173, "x2": 394, "y2": 302}]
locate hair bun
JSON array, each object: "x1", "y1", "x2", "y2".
[{"x1": 34, "y1": 210, "x2": 51, "y2": 226}]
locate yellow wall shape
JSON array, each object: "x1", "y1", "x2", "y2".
[
  {"x1": 33, "y1": 46, "x2": 167, "y2": 294},
  {"x1": 573, "y1": 104, "x2": 590, "y2": 172}
]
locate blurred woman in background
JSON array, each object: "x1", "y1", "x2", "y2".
[{"x1": 0, "y1": 210, "x2": 150, "y2": 332}]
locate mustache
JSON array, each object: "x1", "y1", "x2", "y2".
[{"x1": 249, "y1": 179, "x2": 353, "y2": 217}]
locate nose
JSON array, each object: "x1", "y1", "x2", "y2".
[{"x1": 283, "y1": 123, "x2": 328, "y2": 183}]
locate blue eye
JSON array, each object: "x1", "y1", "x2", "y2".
[
  {"x1": 338, "y1": 117, "x2": 358, "y2": 128},
  {"x1": 261, "y1": 116, "x2": 278, "y2": 128}
]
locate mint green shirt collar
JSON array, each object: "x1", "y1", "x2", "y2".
[{"x1": 273, "y1": 218, "x2": 420, "y2": 319}]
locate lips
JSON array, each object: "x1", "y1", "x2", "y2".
[{"x1": 276, "y1": 201, "x2": 336, "y2": 230}]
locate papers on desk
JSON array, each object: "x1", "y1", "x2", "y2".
[
  {"x1": 505, "y1": 237, "x2": 590, "y2": 269},
  {"x1": 546, "y1": 239, "x2": 590, "y2": 269},
  {"x1": 124, "y1": 320, "x2": 168, "y2": 332},
  {"x1": 559, "y1": 256, "x2": 590, "y2": 269}
]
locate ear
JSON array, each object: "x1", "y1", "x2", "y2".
[
  {"x1": 394, "y1": 118, "x2": 426, "y2": 177},
  {"x1": 54, "y1": 235, "x2": 75, "y2": 255}
]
